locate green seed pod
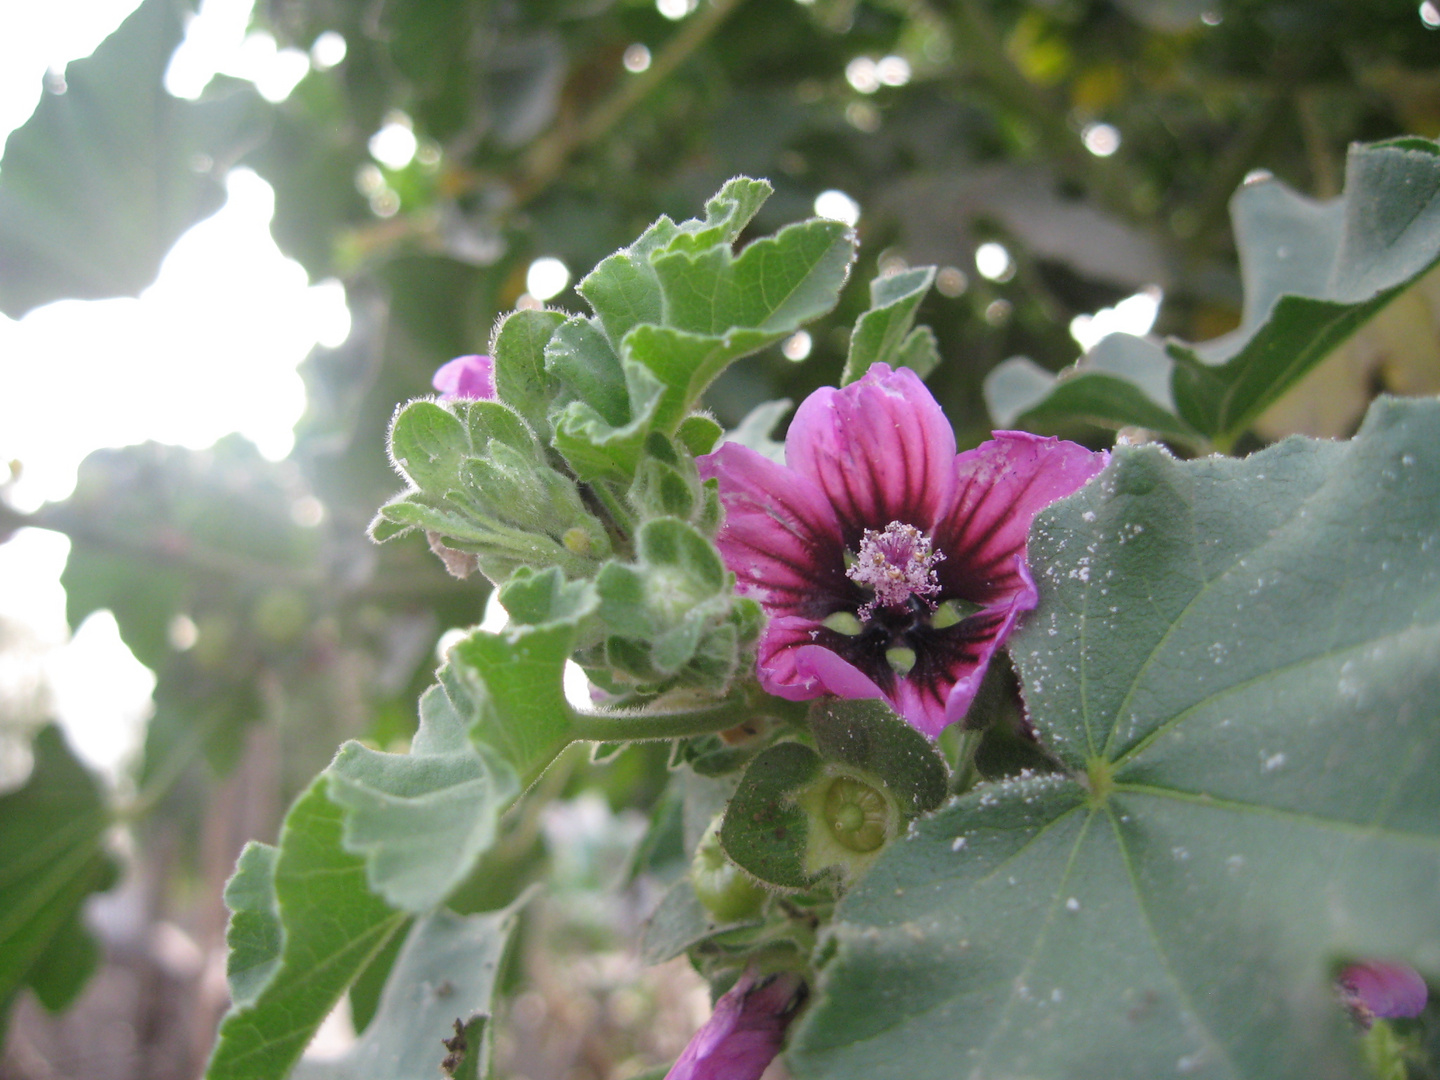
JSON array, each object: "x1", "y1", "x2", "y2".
[
  {"x1": 691, "y1": 819, "x2": 767, "y2": 922},
  {"x1": 795, "y1": 764, "x2": 901, "y2": 884},
  {"x1": 823, "y1": 776, "x2": 890, "y2": 852}
]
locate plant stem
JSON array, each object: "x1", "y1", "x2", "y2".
[
  {"x1": 570, "y1": 691, "x2": 800, "y2": 743},
  {"x1": 512, "y1": 0, "x2": 750, "y2": 209},
  {"x1": 590, "y1": 480, "x2": 637, "y2": 537}
]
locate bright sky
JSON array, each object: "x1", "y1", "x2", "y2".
[{"x1": 0, "y1": 0, "x2": 350, "y2": 782}]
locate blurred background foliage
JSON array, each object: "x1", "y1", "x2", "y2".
[{"x1": 2, "y1": 0, "x2": 1439, "y2": 1076}]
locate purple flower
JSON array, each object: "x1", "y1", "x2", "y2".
[
  {"x1": 1339, "y1": 961, "x2": 1429, "y2": 1024},
  {"x1": 432, "y1": 354, "x2": 495, "y2": 401},
  {"x1": 665, "y1": 968, "x2": 805, "y2": 1080},
  {"x1": 699, "y1": 363, "x2": 1106, "y2": 738}
]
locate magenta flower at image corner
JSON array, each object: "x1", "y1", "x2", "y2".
[
  {"x1": 699, "y1": 362, "x2": 1106, "y2": 738},
  {"x1": 1339, "y1": 961, "x2": 1429, "y2": 1025},
  {"x1": 432, "y1": 354, "x2": 495, "y2": 401},
  {"x1": 665, "y1": 968, "x2": 806, "y2": 1080}
]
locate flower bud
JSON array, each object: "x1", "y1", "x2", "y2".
[
  {"x1": 433, "y1": 355, "x2": 495, "y2": 401},
  {"x1": 690, "y1": 819, "x2": 766, "y2": 922},
  {"x1": 665, "y1": 966, "x2": 806, "y2": 1080}
]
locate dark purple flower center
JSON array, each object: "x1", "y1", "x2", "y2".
[{"x1": 819, "y1": 521, "x2": 988, "y2": 687}]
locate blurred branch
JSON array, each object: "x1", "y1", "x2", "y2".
[{"x1": 510, "y1": 0, "x2": 750, "y2": 209}]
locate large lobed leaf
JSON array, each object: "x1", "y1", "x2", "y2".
[
  {"x1": 0, "y1": 726, "x2": 117, "y2": 1032},
  {"x1": 0, "y1": 0, "x2": 267, "y2": 318},
  {"x1": 293, "y1": 903, "x2": 524, "y2": 1080},
  {"x1": 791, "y1": 395, "x2": 1440, "y2": 1079},
  {"x1": 986, "y1": 138, "x2": 1440, "y2": 449},
  {"x1": 207, "y1": 782, "x2": 408, "y2": 1080}
]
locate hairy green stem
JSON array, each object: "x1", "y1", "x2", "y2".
[{"x1": 570, "y1": 692, "x2": 803, "y2": 743}]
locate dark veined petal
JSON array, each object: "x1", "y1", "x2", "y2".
[
  {"x1": 784, "y1": 363, "x2": 956, "y2": 536},
  {"x1": 932, "y1": 431, "x2": 1107, "y2": 602},
  {"x1": 699, "y1": 442, "x2": 849, "y2": 614},
  {"x1": 755, "y1": 562, "x2": 1034, "y2": 738}
]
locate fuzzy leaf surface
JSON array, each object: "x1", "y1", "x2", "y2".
[
  {"x1": 791, "y1": 396, "x2": 1440, "y2": 1080},
  {"x1": 293, "y1": 904, "x2": 522, "y2": 1080},
  {"x1": 327, "y1": 685, "x2": 520, "y2": 912}
]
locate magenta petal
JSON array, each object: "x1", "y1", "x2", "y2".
[
  {"x1": 433, "y1": 354, "x2": 496, "y2": 401},
  {"x1": 665, "y1": 969, "x2": 805, "y2": 1080},
  {"x1": 933, "y1": 431, "x2": 1107, "y2": 600},
  {"x1": 1340, "y1": 961, "x2": 1429, "y2": 1021},
  {"x1": 699, "y1": 442, "x2": 847, "y2": 613},
  {"x1": 785, "y1": 363, "x2": 957, "y2": 531},
  {"x1": 754, "y1": 617, "x2": 885, "y2": 702}
]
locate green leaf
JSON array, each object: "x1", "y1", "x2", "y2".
[
  {"x1": 664, "y1": 176, "x2": 773, "y2": 255},
  {"x1": 327, "y1": 685, "x2": 521, "y2": 912},
  {"x1": 985, "y1": 336, "x2": 1200, "y2": 443},
  {"x1": 891, "y1": 324, "x2": 942, "y2": 381},
  {"x1": 578, "y1": 177, "x2": 773, "y2": 356},
  {"x1": 653, "y1": 219, "x2": 855, "y2": 336},
  {"x1": 551, "y1": 360, "x2": 667, "y2": 481},
  {"x1": 596, "y1": 518, "x2": 731, "y2": 675},
  {"x1": 546, "y1": 316, "x2": 630, "y2": 428},
  {"x1": 0, "y1": 726, "x2": 116, "y2": 1019},
  {"x1": 292, "y1": 903, "x2": 523, "y2": 1080},
  {"x1": 206, "y1": 783, "x2": 408, "y2": 1080},
  {"x1": 623, "y1": 325, "x2": 775, "y2": 432},
  {"x1": 389, "y1": 401, "x2": 472, "y2": 492},
  {"x1": 0, "y1": 0, "x2": 266, "y2": 317},
  {"x1": 222, "y1": 843, "x2": 282, "y2": 1009},
  {"x1": 444, "y1": 622, "x2": 581, "y2": 784},
  {"x1": 840, "y1": 267, "x2": 937, "y2": 384},
  {"x1": 490, "y1": 308, "x2": 566, "y2": 436},
  {"x1": 497, "y1": 566, "x2": 600, "y2": 628},
  {"x1": 983, "y1": 139, "x2": 1440, "y2": 447},
  {"x1": 790, "y1": 395, "x2": 1440, "y2": 1080}
]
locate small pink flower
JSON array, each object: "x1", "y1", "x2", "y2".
[
  {"x1": 665, "y1": 968, "x2": 806, "y2": 1080},
  {"x1": 699, "y1": 363, "x2": 1106, "y2": 738},
  {"x1": 432, "y1": 354, "x2": 495, "y2": 401},
  {"x1": 1339, "y1": 961, "x2": 1428, "y2": 1025}
]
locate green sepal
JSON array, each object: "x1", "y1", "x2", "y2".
[
  {"x1": 808, "y1": 699, "x2": 948, "y2": 815},
  {"x1": 720, "y1": 741, "x2": 823, "y2": 890},
  {"x1": 841, "y1": 266, "x2": 938, "y2": 384}
]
